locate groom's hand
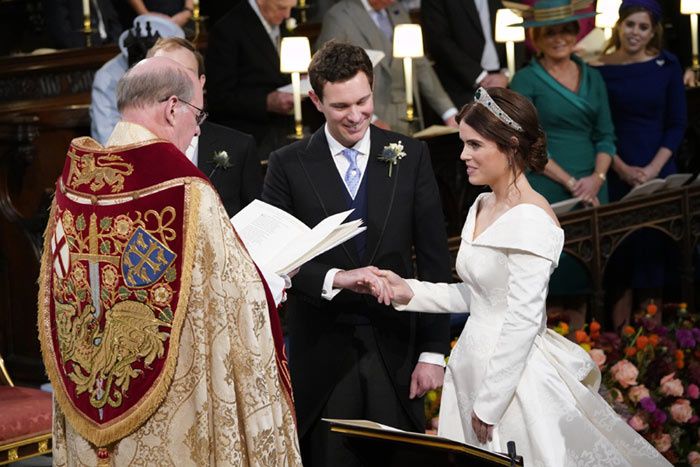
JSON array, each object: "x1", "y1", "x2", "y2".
[
  {"x1": 409, "y1": 362, "x2": 444, "y2": 399},
  {"x1": 333, "y1": 266, "x2": 393, "y2": 305}
]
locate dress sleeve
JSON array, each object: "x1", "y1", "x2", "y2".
[
  {"x1": 472, "y1": 250, "x2": 553, "y2": 425},
  {"x1": 590, "y1": 70, "x2": 617, "y2": 156},
  {"x1": 661, "y1": 57, "x2": 688, "y2": 152},
  {"x1": 395, "y1": 279, "x2": 470, "y2": 314}
]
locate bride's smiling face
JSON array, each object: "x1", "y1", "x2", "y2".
[{"x1": 459, "y1": 121, "x2": 510, "y2": 186}]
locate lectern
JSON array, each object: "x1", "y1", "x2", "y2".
[{"x1": 325, "y1": 419, "x2": 524, "y2": 467}]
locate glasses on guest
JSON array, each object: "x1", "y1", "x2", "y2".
[{"x1": 161, "y1": 96, "x2": 208, "y2": 125}]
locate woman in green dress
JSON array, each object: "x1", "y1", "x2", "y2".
[{"x1": 509, "y1": 0, "x2": 616, "y2": 324}]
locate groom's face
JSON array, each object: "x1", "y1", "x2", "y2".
[{"x1": 310, "y1": 71, "x2": 373, "y2": 148}]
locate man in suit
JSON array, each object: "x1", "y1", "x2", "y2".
[
  {"x1": 262, "y1": 41, "x2": 452, "y2": 466},
  {"x1": 422, "y1": 0, "x2": 509, "y2": 109},
  {"x1": 206, "y1": 0, "x2": 297, "y2": 160},
  {"x1": 316, "y1": 0, "x2": 458, "y2": 135}
]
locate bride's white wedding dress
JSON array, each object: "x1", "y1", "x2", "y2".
[{"x1": 397, "y1": 193, "x2": 669, "y2": 466}]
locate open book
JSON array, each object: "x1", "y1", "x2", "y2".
[
  {"x1": 231, "y1": 200, "x2": 366, "y2": 275},
  {"x1": 621, "y1": 173, "x2": 695, "y2": 201},
  {"x1": 551, "y1": 197, "x2": 581, "y2": 215},
  {"x1": 412, "y1": 125, "x2": 459, "y2": 139}
]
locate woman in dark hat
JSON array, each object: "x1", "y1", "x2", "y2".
[
  {"x1": 509, "y1": 0, "x2": 616, "y2": 329},
  {"x1": 592, "y1": 0, "x2": 687, "y2": 328}
]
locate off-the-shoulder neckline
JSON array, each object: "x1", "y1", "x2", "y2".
[{"x1": 469, "y1": 193, "x2": 560, "y2": 243}]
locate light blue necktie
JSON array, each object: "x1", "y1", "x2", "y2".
[
  {"x1": 373, "y1": 10, "x2": 393, "y2": 40},
  {"x1": 342, "y1": 148, "x2": 361, "y2": 199}
]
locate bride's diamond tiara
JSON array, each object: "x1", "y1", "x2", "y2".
[{"x1": 474, "y1": 87, "x2": 524, "y2": 132}]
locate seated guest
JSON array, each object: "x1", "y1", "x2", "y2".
[
  {"x1": 127, "y1": 0, "x2": 194, "y2": 27},
  {"x1": 147, "y1": 37, "x2": 263, "y2": 219},
  {"x1": 206, "y1": 0, "x2": 297, "y2": 160},
  {"x1": 316, "y1": 0, "x2": 459, "y2": 134},
  {"x1": 90, "y1": 14, "x2": 184, "y2": 145},
  {"x1": 45, "y1": 0, "x2": 123, "y2": 49},
  {"x1": 510, "y1": 0, "x2": 616, "y2": 329},
  {"x1": 421, "y1": 0, "x2": 509, "y2": 109},
  {"x1": 592, "y1": 0, "x2": 687, "y2": 328}
]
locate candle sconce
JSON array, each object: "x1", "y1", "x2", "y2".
[
  {"x1": 393, "y1": 24, "x2": 424, "y2": 131},
  {"x1": 280, "y1": 36, "x2": 312, "y2": 140}
]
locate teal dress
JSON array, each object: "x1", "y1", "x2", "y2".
[
  {"x1": 511, "y1": 55, "x2": 616, "y2": 295},
  {"x1": 511, "y1": 55, "x2": 616, "y2": 204}
]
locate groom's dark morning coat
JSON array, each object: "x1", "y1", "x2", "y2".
[{"x1": 262, "y1": 124, "x2": 452, "y2": 439}]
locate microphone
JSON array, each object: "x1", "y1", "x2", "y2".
[{"x1": 507, "y1": 441, "x2": 517, "y2": 467}]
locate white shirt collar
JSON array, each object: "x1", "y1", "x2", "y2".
[
  {"x1": 360, "y1": 0, "x2": 378, "y2": 13},
  {"x1": 248, "y1": 0, "x2": 278, "y2": 37},
  {"x1": 324, "y1": 123, "x2": 371, "y2": 157}
]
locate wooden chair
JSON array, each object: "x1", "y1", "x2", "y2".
[{"x1": 0, "y1": 353, "x2": 52, "y2": 465}]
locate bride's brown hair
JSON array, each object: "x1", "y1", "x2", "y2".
[{"x1": 457, "y1": 87, "x2": 547, "y2": 181}]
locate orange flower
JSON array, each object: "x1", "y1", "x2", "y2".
[
  {"x1": 677, "y1": 359, "x2": 686, "y2": 369},
  {"x1": 590, "y1": 330, "x2": 600, "y2": 341},
  {"x1": 575, "y1": 330, "x2": 590, "y2": 344},
  {"x1": 623, "y1": 325, "x2": 636, "y2": 337},
  {"x1": 625, "y1": 346, "x2": 637, "y2": 357},
  {"x1": 676, "y1": 349, "x2": 685, "y2": 360},
  {"x1": 649, "y1": 334, "x2": 660, "y2": 347},
  {"x1": 636, "y1": 335, "x2": 649, "y2": 350},
  {"x1": 590, "y1": 321, "x2": 601, "y2": 333},
  {"x1": 646, "y1": 302, "x2": 658, "y2": 316}
]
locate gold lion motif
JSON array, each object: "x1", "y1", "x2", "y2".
[
  {"x1": 66, "y1": 150, "x2": 134, "y2": 193},
  {"x1": 55, "y1": 299, "x2": 171, "y2": 410}
]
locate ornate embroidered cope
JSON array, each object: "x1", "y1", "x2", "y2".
[{"x1": 39, "y1": 128, "x2": 301, "y2": 465}]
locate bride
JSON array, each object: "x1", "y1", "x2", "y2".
[{"x1": 368, "y1": 87, "x2": 670, "y2": 466}]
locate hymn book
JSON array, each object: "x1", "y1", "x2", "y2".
[{"x1": 231, "y1": 200, "x2": 366, "y2": 275}]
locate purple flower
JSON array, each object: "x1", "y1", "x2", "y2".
[
  {"x1": 692, "y1": 327, "x2": 700, "y2": 342},
  {"x1": 657, "y1": 326, "x2": 669, "y2": 337},
  {"x1": 641, "y1": 317, "x2": 657, "y2": 331},
  {"x1": 677, "y1": 329, "x2": 696, "y2": 349},
  {"x1": 640, "y1": 397, "x2": 657, "y2": 413},
  {"x1": 652, "y1": 409, "x2": 668, "y2": 425}
]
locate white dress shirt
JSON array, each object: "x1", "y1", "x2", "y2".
[
  {"x1": 320, "y1": 124, "x2": 445, "y2": 367},
  {"x1": 473, "y1": 0, "x2": 502, "y2": 86},
  {"x1": 248, "y1": 0, "x2": 281, "y2": 52}
]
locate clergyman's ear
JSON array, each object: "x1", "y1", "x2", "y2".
[{"x1": 163, "y1": 95, "x2": 178, "y2": 126}]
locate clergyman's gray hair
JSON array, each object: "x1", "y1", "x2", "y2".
[{"x1": 116, "y1": 64, "x2": 194, "y2": 112}]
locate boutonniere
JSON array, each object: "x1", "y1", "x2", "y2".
[
  {"x1": 377, "y1": 141, "x2": 406, "y2": 177},
  {"x1": 209, "y1": 150, "x2": 232, "y2": 178},
  {"x1": 285, "y1": 17, "x2": 297, "y2": 32}
]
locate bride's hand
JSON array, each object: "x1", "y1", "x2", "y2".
[
  {"x1": 471, "y1": 412, "x2": 493, "y2": 444},
  {"x1": 375, "y1": 269, "x2": 414, "y2": 305}
]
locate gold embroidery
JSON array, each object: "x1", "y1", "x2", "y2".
[
  {"x1": 66, "y1": 150, "x2": 134, "y2": 193},
  {"x1": 56, "y1": 299, "x2": 170, "y2": 410}
]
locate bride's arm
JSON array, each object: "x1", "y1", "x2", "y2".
[
  {"x1": 377, "y1": 270, "x2": 470, "y2": 314},
  {"x1": 472, "y1": 251, "x2": 551, "y2": 426}
]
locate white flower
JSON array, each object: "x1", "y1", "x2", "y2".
[
  {"x1": 377, "y1": 141, "x2": 407, "y2": 177},
  {"x1": 285, "y1": 17, "x2": 298, "y2": 31}
]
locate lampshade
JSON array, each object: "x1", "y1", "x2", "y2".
[
  {"x1": 495, "y1": 9, "x2": 525, "y2": 43},
  {"x1": 280, "y1": 37, "x2": 311, "y2": 73},
  {"x1": 682, "y1": 0, "x2": 700, "y2": 14},
  {"x1": 595, "y1": 0, "x2": 621, "y2": 29},
  {"x1": 393, "y1": 24, "x2": 424, "y2": 58}
]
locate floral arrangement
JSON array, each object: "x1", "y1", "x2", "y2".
[
  {"x1": 378, "y1": 141, "x2": 406, "y2": 177},
  {"x1": 566, "y1": 303, "x2": 700, "y2": 465},
  {"x1": 209, "y1": 150, "x2": 232, "y2": 178}
]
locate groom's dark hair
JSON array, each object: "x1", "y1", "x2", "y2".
[{"x1": 308, "y1": 40, "x2": 374, "y2": 101}]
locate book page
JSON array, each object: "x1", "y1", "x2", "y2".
[
  {"x1": 231, "y1": 200, "x2": 310, "y2": 267},
  {"x1": 277, "y1": 222, "x2": 366, "y2": 274},
  {"x1": 267, "y1": 209, "x2": 358, "y2": 274}
]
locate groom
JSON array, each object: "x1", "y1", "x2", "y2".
[{"x1": 262, "y1": 41, "x2": 452, "y2": 466}]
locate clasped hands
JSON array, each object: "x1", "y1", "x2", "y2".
[{"x1": 333, "y1": 266, "x2": 414, "y2": 306}]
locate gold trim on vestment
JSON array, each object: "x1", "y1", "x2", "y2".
[{"x1": 38, "y1": 180, "x2": 203, "y2": 448}]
